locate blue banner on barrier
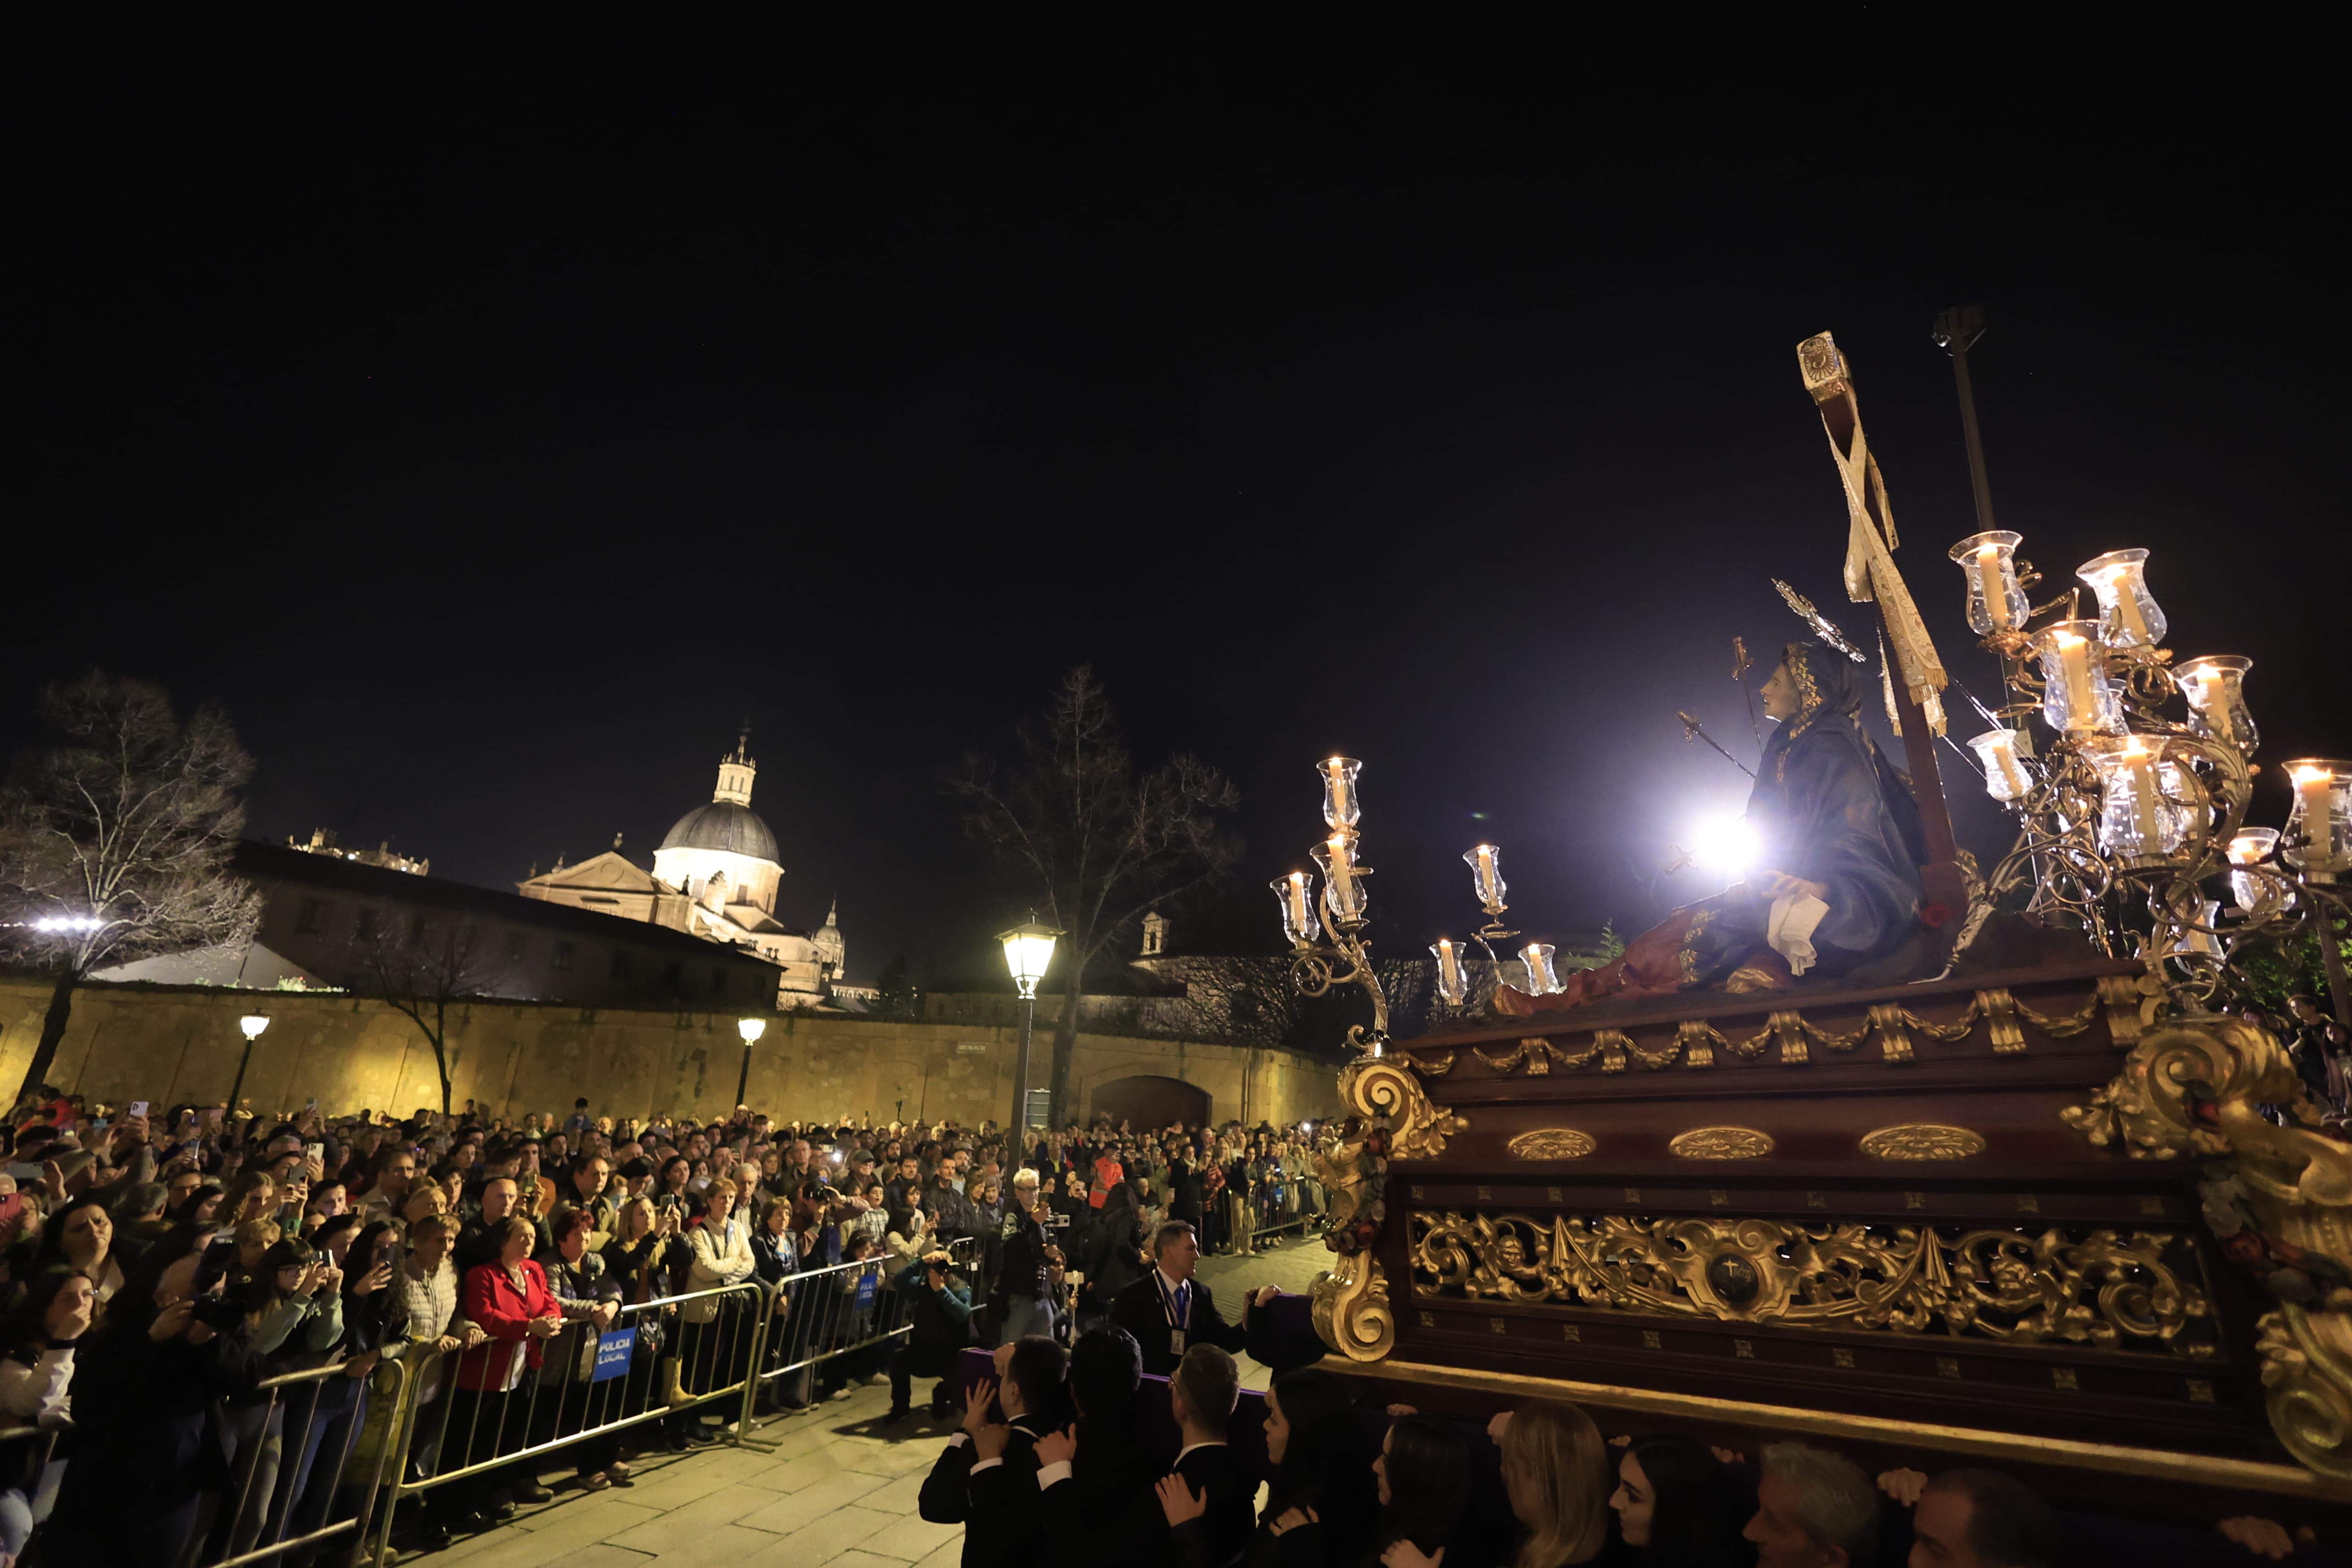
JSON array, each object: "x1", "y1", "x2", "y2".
[{"x1": 592, "y1": 1327, "x2": 636, "y2": 1382}]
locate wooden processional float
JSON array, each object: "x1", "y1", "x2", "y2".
[{"x1": 1289, "y1": 330, "x2": 2352, "y2": 1530}]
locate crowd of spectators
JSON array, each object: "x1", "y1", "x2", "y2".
[{"x1": 0, "y1": 1082, "x2": 1327, "y2": 1565}]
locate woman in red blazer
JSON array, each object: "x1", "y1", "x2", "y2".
[{"x1": 434, "y1": 1216, "x2": 566, "y2": 1527}]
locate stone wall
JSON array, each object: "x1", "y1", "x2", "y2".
[{"x1": 0, "y1": 975, "x2": 1340, "y2": 1129}]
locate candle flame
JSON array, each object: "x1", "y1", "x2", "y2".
[{"x1": 2293, "y1": 764, "x2": 2332, "y2": 786}]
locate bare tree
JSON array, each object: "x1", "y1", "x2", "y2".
[
  {"x1": 949, "y1": 667, "x2": 1242, "y2": 1124},
  {"x1": 0, "y1": 673, "x2": 260, "y2": 1106},
  {"x1": 358, "y1": 914, "x2": 501, "y2": 1117}
]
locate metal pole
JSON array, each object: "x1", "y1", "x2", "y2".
[
  {"x1": 736, "y1": 1041, "x2": 753, "y2": 1108},
  {"x1": 227, "y1": 1037, "x2": 254, "y2": 1112},
  {"x1": 1934, "y1": 305, "x2": 1998, "y2": 538},
  {"x1": 1012, "y1": 992, "x2": 1034, "y2": 1141}
]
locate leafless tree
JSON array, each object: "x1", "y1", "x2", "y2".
[
  {"x1": 0, "y1": 673, "x2": 260, "y2": 1106},
  {"x1": 1158, "y1": 952, "x2": 1441, "y2": 1052},
  {"x1": 357, "y1": 914, "x2": 502, "y2": 1116},
  {"x1": 948, "y1": 667, "x2": 1242, "y2": 1124}
]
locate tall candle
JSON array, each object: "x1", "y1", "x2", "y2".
[
  {"x1": 2295, "y1": 766, "x2": 2337, "y2": 867},
  {"x1": 2184, "y1": 669, "x2": 2236, "y2": 745},
  {"x1": 1325, "y1": 759, "x2": 1351, "y2": 822},
  {"x1": 1432, "y1": 939, "x2": 1464, "y2": 1003},
  {"x1": 1974, "y1": 545, "x2": 2015, "y2": 631},
  {"x1": 2119, "y1": 742, "x2": 2164, "y2": 852},
  {"x1": 1285, "y1": 872, "x2": 1312, "y2": 934},
  {"x1": 2053, "y1": 630, "x2": 2097, "y2": 729},
  {"x1": 1325, "y1": 837, "x2": 1357, "y2": 901},
  {"x1": 1474, "y1": 844, "x2": 1498, "y2": 905},
  {"x1": 1974, "y1": 730, "x2": 2031, "y2": 799},
  {"x1": 2093, "y1": 566, "x2": 2154, "y2": 645}
]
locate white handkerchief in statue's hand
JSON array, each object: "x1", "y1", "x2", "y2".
[{"x1": 1766, "y1": 893, "x2": 1829, "y2": 976}]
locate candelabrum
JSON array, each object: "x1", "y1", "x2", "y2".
[
  {"x1": 1272, "y1": 758, "x2": 1392, "y2": 1056},
  {"x1": 1950, "y1": 538, "x2": 2351, "y2": 1029}
]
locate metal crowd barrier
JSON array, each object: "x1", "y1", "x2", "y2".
[
  {"x1": 210, "y1": 1355, "x2": 415, "y2": 1568},
  {"x1": 365, "y1": 1238, "x2": 981, "y2": 1561}
]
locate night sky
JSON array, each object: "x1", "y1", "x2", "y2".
[{"x1": 13, "y1": 23, "x2": 2345, "y2": 990}]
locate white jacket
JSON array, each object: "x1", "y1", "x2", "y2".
[
  {"x1": 682, "y1": 1218, "x2": 756, "y2": 1323},
  {"x1": 0, "y1": 1346, "x2": 74, "y2": 1424}
]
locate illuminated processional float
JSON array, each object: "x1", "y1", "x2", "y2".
[{"x1": 1286, "y1": 331, "x2": 2352, "y2": 1523}]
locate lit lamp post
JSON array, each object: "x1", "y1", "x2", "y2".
[
  {"x1": 229, "y1": 1013, "x2": 269, "y2": 1113},
  {"x1": 998, "y1": 914, "x2": 1061, "y2": 1139},
  {"x1": 735, "y1": 1016, "x2": 767, "y2": 1108}
]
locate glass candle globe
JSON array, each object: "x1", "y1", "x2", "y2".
[
  {"x1": 2076, "y1": 548, "x2": 2167, "y2": 649},
  {"x1": 1319, "y1": 757, "x2": 1362, "y2": 831},
  {"x1": 2174, "y1": 655, "x2": 2258, "y2": 757},
  {"x1": 1430, "y1": 938, "x2": 1469, "y2": 1006},
  {"x1": 2087, "y1": 736, "x2": 2186, "y2": 866},
  {"x1": 2032, "y1": 621, "x2": 2122, "y2": 734},
  {"x1": 2283, "y1": 760, "x2": 2352, "y2": 877},
  {"x1": 2226, "y1": 827, "x2": 2279, "y2": 913},
  {"x1": 1464, "y1": 843, "x2": 1506, "y2": 912},
  {"x1": 2165, "y1": 898, "x2": 2225, "y2": 962},
  {"x1": 1949, "y1": 530, "x2": 2030, "y2": 634},
  {"x1": 1270, "y1": 872, "x2": 1322, "y2": 948},
  {"x1": 1313, "y1": 836, "x2": 1368, "y2": 923},
  {"x1": 1967, "y1": 730, "x2": 2034, "y2": 802},
  {"x1": 1520, "y1": 943, "x2": 1560, "y2": 996}
]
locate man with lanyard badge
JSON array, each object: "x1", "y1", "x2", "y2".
[{"x1": 1110, "y1": 1219, "x2": 1250, "y2": 1377}]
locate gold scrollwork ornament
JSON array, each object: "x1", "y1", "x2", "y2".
[
  {"x1": 1860, "y1": 1124, "x2": 1987, "y2": 1160},
  {"x1": 1311, "y1": 1249, "x2": 1393, "y2": 1363},
  {"x1": 1508, "y1": 1128, "x2": 1597, "y2": 1160},
  {"x1": 1343, "y1": 1055, "x2": 1468, "y2": 1161},
  {"x1": 1669, "y1": 1127, "x2": 1775, "y2": 1160}
]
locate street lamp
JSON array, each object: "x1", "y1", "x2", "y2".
[
  {"x1": 735, "y1": 1016, "x2": 768, "y2": 1109},
  {"x1": 998, "y1": 913, "x2": 1061, "y2": 1139},
  {"x1": 229, "y1": 1013, "x2": 270, "y2": 1114}
]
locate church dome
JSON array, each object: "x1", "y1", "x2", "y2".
[{"x1": 658, "y1": 800, "x2": 778, "y2": 864}]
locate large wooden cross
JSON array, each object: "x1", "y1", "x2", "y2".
[{"x1": 1797, "y1": 333, "x2": 1970, "y2": 933}]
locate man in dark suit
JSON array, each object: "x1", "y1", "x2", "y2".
[
  {"x1": 918, "y1": 1336, "x2": 1072, "y2": 1568},
  {"x1": 1110, "y1": 1221, "x2": 1252, "y2": 1378},
  {"x1": 1158, "y1": 1344, "x2": 1255, "y2": 1568},
  {"x1": 1035, "y1": 1327, "x2": 1164, "y2": 1553}
]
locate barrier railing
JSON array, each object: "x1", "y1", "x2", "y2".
[
  {"x1": 214, "y1": 1355, "x2": 416, "y2": 1568},
  {"x1": 366, "y1": 1236, "x2": 981, "y2": 1560}
]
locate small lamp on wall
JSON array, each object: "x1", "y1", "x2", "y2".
[{"x1": 735, "y1": 1015, "x2": 768, "y2": 1109}]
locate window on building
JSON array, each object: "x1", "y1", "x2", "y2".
[
  {"x1": 611, "y1": 949, "x2": 632, "y2": 979},
  {"x1": 711, "y1": 967, "x2": 728, "y2": 994},
  {"x1": 355, "y1": 907, "x2": 380, "y2": 942},
  {"x1": 504, "y1": 931, "x2": 526, "y2": 962},
  {"x1": 552, "y1": 941, "x2": 575, "y2": 972},
  {"x1": 294, "y1": 897, "x2": 328, "y2": 934}
]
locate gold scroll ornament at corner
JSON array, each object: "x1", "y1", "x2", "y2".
[
  {"x1": 2061, "y1": 1011, "x2": 2352, "y2": 1479},
  {"x1": 1507, "y1": 1128, "x2": 1598, "y2": 1160},
  {"x1": 1309, "y1": 1053, "x2": 1467, "y2": 1364},
  {"x1": 1860, "y1": 1124, "x2": 1987, "y2": 1160},
  {"x1": 1669, "y1": 1127, "x2": 1775, "y2": 1160},
  {"x1": 1408, "y1": 1208, "x2": 2215, "y2": 1356}
]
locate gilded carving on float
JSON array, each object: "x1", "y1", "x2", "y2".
[
  {"x1": 2063, "y1": 1012, "x2": 2352, "y2": 1476},
  {"x1": 1507, "y1": 1128, "x2": 1598, "y2": 1160},
  {"x1": 1408, "y1": 1209, "x2": 2215, "y2": 1354},
  {"x1": 1860, "y1": 1124, "x2": 1988, "y2": 1160},
  {"x1": 1669, "y1": 1127, "x2": 1775, "y2": 1160},
  {"x1": 1417, "y1": 985, "x2": 2138, "y2": 1080}
]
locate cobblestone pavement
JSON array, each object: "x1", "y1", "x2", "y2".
[{"x1": 405, "y1": 1224, "x2": 1331, "y2": 1565}]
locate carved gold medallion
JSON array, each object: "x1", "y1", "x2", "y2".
[
  {"x1": 1669, "y1": 1127, "x2": 1775, "y2": 1160},
  {"x1": 1859, "y1": 1123, "x2": 1987, "y2": 1160},
  {"x1": 1506, "y1": 1128, "x2": 1597, "y2": 1160}
]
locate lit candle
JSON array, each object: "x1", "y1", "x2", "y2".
[
  {"x1": 1431, "y1": 938, "x2": 1465, "y2": 1004},
  {"x1": 2295, "y1": 765, "x2": 2337, "y2": 868},
  {"x1": 2228, "y1": 827, "x2": 2278, "y2": 911},
  {"x1": 1973, "y1": 545, "x2": 2015, "y2": 631},
  {"x1": 1325, "y1": 758, "x2": 1351, "y2": 822},
  {"x1": 1474, "y1": 844, "x2": 1498, "y2": 905},
  {"x1": 2052, "y1": 629, "x2": 2097, "y2": 729},
  {"x1": 2089, "y1": 564, "x2": 2154, "y2": 645},
  {"x1": 1325, "y1": 836, "x2": 1357, "y2": 901},
  {"x1": 1970, "y1": 730, "x2": 2031, "y2": 800},
  {"x1": 1521, "y1": 943, "x2": 1558, "y2": 996},
  {"x1": 1284, "y1": 872, "x2": 1312, "y2": 934},
  {"x1": 2119, "y1": 741, "x2": 2165, "y2": 853}
]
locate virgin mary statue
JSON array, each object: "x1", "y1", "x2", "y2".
[{"x1": 1500, "y1": 639, "x2": 1928, "y2": 1015}]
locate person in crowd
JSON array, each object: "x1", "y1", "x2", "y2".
[
  {"x1": 679, "y1": 1175, "x2": 756, "y2": 1432},
  {"x1": 919, "y1": 1335, "x2": 1073, "y2": 1568},
  {"x1": 1084, "y1": 1177, "x2": 1147, "y2": 1323},
  {"x1": 1883, "y1": 1466, "x2": 2066, "y2": 1568},
  {"x1": 0, "y1": 1267, "x2": 93, "y2": 1563},
  {"x1": 888, "y1": 1243, "x2": 975, "y2": 1422},
  {"x1": 1743, "y1": 1442, "x2": 1877, "y2": 1568},
  {"x1": 358, "y1": 1148, "x2": 418, "y2": 1225},
  {"x1": 1608, "y1": 1434, "x2": 1757, "y2": 1567},
  {"x1": 456, "y1": 1176, "x2": 523, "y2": 1274},
  {"x1": 1111, "y1": 1221, "x2": 1253, "y2": 1377},
  {"x1": 993, "y1": 1169, "x2": 1060, "y2": 1345},
  {"x1": 1032, "y1": 1325, "x2": 1153, "y2": 1549},
  {"x1": 441, "y1": 1215, "x2": 566, "y2": 1528},
  {"x1": 1386, "y1": 1402, "x2": 1608, "y2": 1568},
  {"x1": 1320, "y1": 1415, "x2": 1470, "y2": 1568},
  {"x1": 533, "y1": 1205, "x2": 626, "y2": 1489},
  {"x1": 37, "y1": 1197, "x2": 124, "y2": 1303},
  {"x1": 1149, "y1": 1344, "x2": 1255, "y2": 1567},
  {"x1": 599, "y1": 1195, "x2": 681, "y2": 1448}
]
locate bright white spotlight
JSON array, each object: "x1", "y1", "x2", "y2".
[{"x1": 1691, "y1": 816, "x2": 1758, "y2": 876}]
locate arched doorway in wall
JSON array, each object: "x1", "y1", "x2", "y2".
[{"x1": 1090, "y1": 1074, "x2": 1209, "y2": 1131}]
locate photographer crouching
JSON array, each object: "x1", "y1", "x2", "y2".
[{"x1": 887, "y1": 1245, "x2": 974, "y2": 1423}]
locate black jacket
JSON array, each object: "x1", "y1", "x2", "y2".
[
  {"x1": 918, "y1": 1419, "x2": 1049, "y2": 1568},
  {"x1": 1173, "y1": 1443, "x2": 1257, "y2": 1568},
  {"x1": 1110, "y1": 1273, "x2": 1249, "y2": 1378}
]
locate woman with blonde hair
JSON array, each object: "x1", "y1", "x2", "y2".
[{"x1": 1380, "y1": 1402, "x2": 1609, "y2": 1568}]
